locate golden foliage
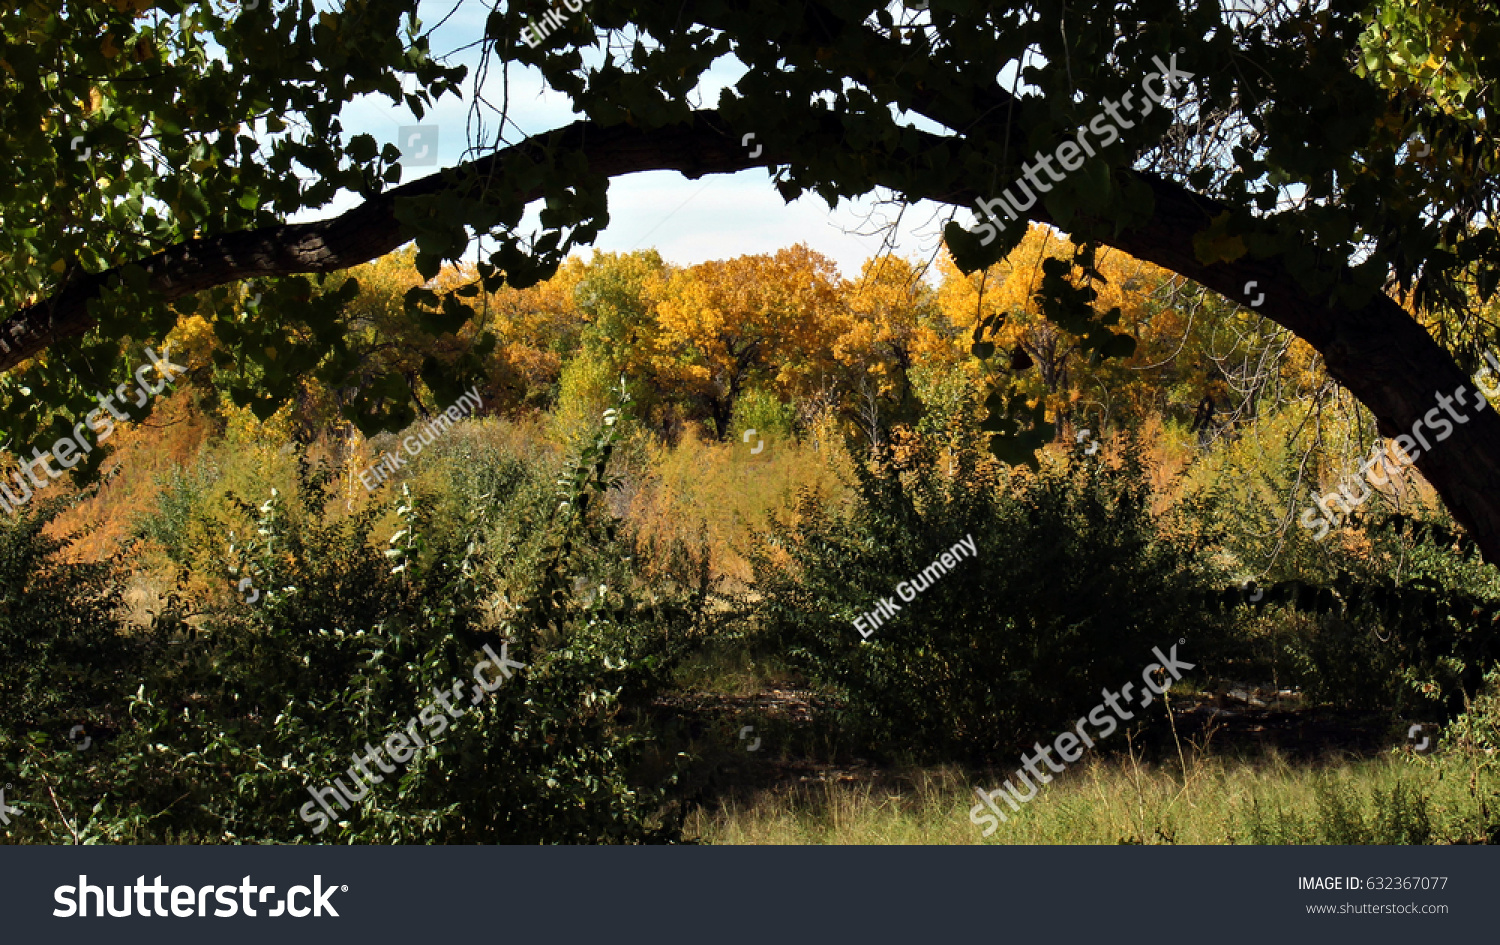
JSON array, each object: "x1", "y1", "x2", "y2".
[
  {"x1": 834, "y1": 255, "x2": 965, "y2": 398},
  {"x1": 648, "y1": 245, "x2": 844, "y2": 431}
]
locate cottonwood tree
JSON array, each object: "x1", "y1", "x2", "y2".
[
  {"x1": 934, "y1": 227, "x2": 1266, "y2": 437},
  {"x1": 3, "y1": 0, "x2": 1500, "y2": 557},
  {"x1": 836, "y1": 254, "x2": 958, "y2": 431},
  {"x1": 651, "y1": 245, "x2": 843, "y2": 436}
]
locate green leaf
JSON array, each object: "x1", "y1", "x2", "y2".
[{"x1": 1192, "y1": 212, "x2": 1249, "y2": 265}]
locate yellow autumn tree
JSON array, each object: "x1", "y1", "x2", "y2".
[
  {"x1": 937, "y1": 225, "x2": 1191, "y2": 437},
  {"x1": 649, "y1": 244, "x2": 844, "y2": 438},
  {"x1": 835, "y1": 256, "x2": 963, "y2": 393},
  {"x1": 477, "y1": 253, "x2": 591, "y2": 411},
  {"x1": 830, "y1": 255, "x2": 968, "y2": 445}
]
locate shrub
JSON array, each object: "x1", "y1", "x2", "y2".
[
  {"x1": 728, "y1": 388, "x2": 795, "y2": 446},
  {"x1": 0, "y1": 498, "x2": 164, "y2": 843},
  {"x1": 8, "y1": 387, "x2": 710, "y2": 843},
  {"x1": 748, "y1": 425, "x2": 1227, "y2": 764},
  {"x1": 1208, "y1": 513, "x2": 1500, "y2": 716},
  {"x1": 550, "y1": 348, "x2": 617, "y2": 447},
  {"x1": 1443, "y1": 665, "x2": 1500, "y2": 754},
  {"x1": 130, "y1": 451, "x2": 222, "y2": 566},
  {"x1": 1183, "y1": 404, "x2": 1500, "y2": 716},
  {"x1": 0, "y1": 497, "x2": 143, "y2": 738}
]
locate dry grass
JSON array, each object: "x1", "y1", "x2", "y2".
[
  {"x1": 45, "y1": 388, "x2": 214, "y2": 562},
  {"x1": 685, "y1": 747, "x2": 1499, "y2": 845},
  {"x1": 624, "y1": 426, "x2": 853, "y2": 587}
]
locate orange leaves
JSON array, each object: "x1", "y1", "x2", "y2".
[
  {"x1": 650, "y1": 244, "x2": 845, "y2": 404},
  {"x1": 835, "y1": 255, "x2": 956, "y2": 396},
  {"x1": 933, "y1": 223, "x2": 1192, "y2": 430}
]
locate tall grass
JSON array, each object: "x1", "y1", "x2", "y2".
[
  {"x1": 624, "y1": 425, "x2": 852, "y2": 588},
  {"x1": 686, "y1": 748, "x2": 1498, "y2": 845}
]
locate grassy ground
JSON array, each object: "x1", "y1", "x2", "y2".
[
  {"x1": 666, "y1": 665, "x2": 1500, "y2": 845},
  {"x1": 684, "y1": 748, "x2": 1499, "y2": 845}
]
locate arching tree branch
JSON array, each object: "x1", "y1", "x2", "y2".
[{"x1": 8, "y1": 104, "x2": 1500, "y2": 559}]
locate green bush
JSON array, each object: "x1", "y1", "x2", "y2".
[
  {"x1": 1184, "y1": 404, "x2": 1500, "y2": 716},
  {"x1": 728, "y1": 388, "x2": 795, "y2": 445},
  {"x1": 748, "y1": 427, "x2": 1227, "y2": 764},
  {"x1": 130, "y1": 452, "x2": 223, "y2": 566},
  {"x1": 0, "y1": 497, "x2": 168, "y2": 843},
  {"x1": 5, "y1": 390, "x2": 710, "y2": 843},
  {"x1": 0, "y1": 497, "x2": 144, "y2": 739},
  {"x1": 1443, "y1": 665, "x2": 1500, "y2": 754},
  {"x1": 1205, "y1": 512, "x2": 1500, "y2": 717}
]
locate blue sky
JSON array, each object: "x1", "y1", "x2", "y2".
[{"x1": 297, "y1": 0, "x2": 955, "y2": 280}]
